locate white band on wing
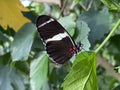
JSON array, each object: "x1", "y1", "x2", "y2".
[
  {"x1": 38, "y1": 18, "x2": 54, "y2": 28},
  {"x1": 45, "y1": 32, "x2": 69, "y2": 43}
]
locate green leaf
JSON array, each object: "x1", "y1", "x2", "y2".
[
  {"x1": 0, "y1": 66, "x2": 25, "y2": 90},
  {"x1": 62, "y1": 52, "x2": 98, "y2": 90},
  {"x1": 79, "y1": 8, "x2": 112, "y2": 46},
  {"x1": 10, "y1": 23, "x2": 36, "y2": 61},
  {"x1": 30, "y1": 52, "x2": 48, "y2": 90},
  {"x1": 76, "y1": 20, "x2": 91, "y2": 50},
  {"x1": 100, "y1": 0, "x2": 120, "y2": 11},
  {"x1": 75, "y1": 0, "x2": 82, "y2": 3},
  {"x1": 58, "y1": 16, "x2": 76, "y2": 36}
]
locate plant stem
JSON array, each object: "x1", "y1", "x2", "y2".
[{"x1": 95, "y1": 19, "x2": 120, "y2": 53}]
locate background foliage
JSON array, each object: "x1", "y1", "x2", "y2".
[{"x1": 0, "y1": 0, "x2": 120, "y2": 90}]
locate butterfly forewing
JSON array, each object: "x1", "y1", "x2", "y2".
[
  {"x1": 36, "y1": 15, "x2": 78, "y2": 64},
  {"x1": 36, "y1": 15, "x2": 64, "y2": 41}
]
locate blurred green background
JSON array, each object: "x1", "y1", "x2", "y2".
[{"x1": 0, "y1": 0, "x2": 120, "y2": 90}]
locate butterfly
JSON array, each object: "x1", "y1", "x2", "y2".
[{"x1": 36, "y1": 15, "x2": 81, "y2": 64}]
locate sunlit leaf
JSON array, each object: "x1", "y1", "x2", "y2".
[
  {"x1": 0, "y1": 0, "x2": 30, "y2": 31},
  {"x1": 62, "y1": 52, "x2": 98, "y2": 90},
  {"x1": 11, "y1": 23, "x2": 36, "y2": 61},
  {"x1": 30, "y1": 52, "x2": 48, "y2": 90}
]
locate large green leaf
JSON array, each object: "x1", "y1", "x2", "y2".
[
  {"x1": 10, "y1": 23, "x2": 36, "y2": 61},
  {"x1": 78, "y1": 8, "x2": 112, "y2": 46},
  {"x1": 30, "y1": 52, "x2": 49, "y2": 90},
  {"x1": 0, "y1": 66, "x2": 25, "y2": 90},
  {"x1": 58, "y1": 16, "x2": 76, "y2": 36},
  {"x1": 62, "y1": 52, "x2": 98, "y2": 90}
]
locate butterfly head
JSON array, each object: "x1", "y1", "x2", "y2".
[{"x1": 76, "y1": 41, "x2": 82, "y2": 52}]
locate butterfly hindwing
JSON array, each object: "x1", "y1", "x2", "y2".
[{"x1": 46, "y1": 37, "x2": 75, "y2": 64}]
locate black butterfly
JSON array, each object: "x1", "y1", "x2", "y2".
[{"x1": 36, "y1": 15, "x2": 81, "y2": 64}]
